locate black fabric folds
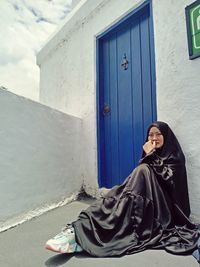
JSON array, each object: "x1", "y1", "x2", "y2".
[
  {"x1": 72, "y1": 121, "x2": 199, "y2": 257},
  {"x1": 141, "y1": 121, "x2": 190, "y2": 217}
]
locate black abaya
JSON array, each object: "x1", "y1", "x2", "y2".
[{"x1": 72, "y1": 122, "x2": 199, "y2": 257}]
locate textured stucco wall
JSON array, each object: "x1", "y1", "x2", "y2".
[
  {"x1": 37, "y1": 0, "x2": 145, "y2": 195},
  {"x1": 0, "y1": 89, "x2": 82, "y2": 227},
  {"x1": 37, "y1": 0, "x2": 200, "y2": 220},
  {"x1": 72, "y1": 0, "x2": 81, "y2": 8},
  {"x1": 152, "y1": 0, "x2": 200, "y2": 219}
]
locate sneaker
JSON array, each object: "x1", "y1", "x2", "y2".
[
  {"x1": 192, "y1": 236, "x2": 200, "y2": 263},
  {"x1": 45, "y1": 224, "x2": 83, "y2": 254}
]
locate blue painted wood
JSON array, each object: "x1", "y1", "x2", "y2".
[
  {"x1": 131, "y1": 18, "x2": 144, "y2": 166},
  {"x1": 140, "y1": 11, "x2": 153, "y2": 134},
  {"x1": 117, "y1": 28, "x2": 134, "y2": 181},
  {"x1": 102, "y1": 40, "x2": 111, "y2": 187},
  {"x1": 97, "y1": 1, "x2": 156, "y2": 187},
  {"x1": 109, "y1": 35, "x2": 120, "y2": 186}
]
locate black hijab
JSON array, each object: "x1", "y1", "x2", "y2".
[
  {"x1": 141, "y1": 121, "x2": 190, "y2": 217},
  {"x1": 143, "y1": 121, "x2": 185, "y2": 159}
]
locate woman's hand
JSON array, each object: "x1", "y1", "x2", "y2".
[{"x1": 143, "y1": 140, "x2": 156, "y2": 154}]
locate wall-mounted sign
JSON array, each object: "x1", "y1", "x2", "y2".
[{"x1": 185, "y1": 0, "x2": 200, "y2": 59}]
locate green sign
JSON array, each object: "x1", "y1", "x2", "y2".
[{"x1": 186, "y1": 0, "x2": 200, "y2": 59}]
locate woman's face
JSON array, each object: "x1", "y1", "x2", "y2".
[{"x1": 148, "y1": 126, "x2": 164, "y2": 149}]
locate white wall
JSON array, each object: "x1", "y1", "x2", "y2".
[
  {"x1": 0, "y1": 88, "x2": 83, "y2": 229},
  {"x1": 152, "y1": 0, "x2": 200, "y2": 219},
  {"x1": 72, "y1": 0, "x2": 81, "y2": 8},
  {"x1": 37, "y1": 0, "x2": 200, "y2": 220},
  {"x1": 37, "y1": 0, "x2": 146, "y2": 196}
]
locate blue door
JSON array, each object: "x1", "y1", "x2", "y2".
[{"x1": 97, "y1": 4, "x2": 156, "y2": 188}]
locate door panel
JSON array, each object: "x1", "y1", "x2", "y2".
[
  {"x1": 98, "y1": 6, "x2": 156, "y2": 188},
  {"x1": 117, "y1": 28, "x2": 133, "y2": 182},
  {"x1": 131, "y1": 18, "x2": 144, "y2": 166}
]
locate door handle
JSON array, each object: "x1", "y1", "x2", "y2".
[{"x1": 103, "y1": 103, "x2": 110, "y2": 115}]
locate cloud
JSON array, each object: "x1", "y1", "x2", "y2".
[{"x1": 0, "y1": 0, "x2": 72, "y2": 101}]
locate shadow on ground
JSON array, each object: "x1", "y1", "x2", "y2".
[
  {"x1": 45, "y1": 252, "x2": 93, "y2": 266},
  {"x1": 45, "y1": 254, "x2": 73, "y2": 266}
]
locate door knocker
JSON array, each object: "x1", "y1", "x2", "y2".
[{"x1": 121, "y1": 53, "x2": 129, "y2": 70}]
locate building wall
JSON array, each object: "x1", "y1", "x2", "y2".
[
  {"x1": 153, "y1": 0, "x2": 200, "y2": 219},
  {"x1": 72, "y1": 0, "x2": 82, "y2": 8},
  {"x1": 37, "y1": 0, "x2": 146, "y2": 197},
  {"x1": 0, "y1": 88, "x2": 83, "y2": 229},
  {"x1": 37, "y1": 0, "x2": 200, "y2": 220}
]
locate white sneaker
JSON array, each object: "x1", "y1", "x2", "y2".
[{"x1": 45, "y1": 224, "x2": 83, "y2": 253}]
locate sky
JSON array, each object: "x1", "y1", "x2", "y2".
[{"x1": 0, "y1": 0, "x2": 72, "y2": 101}]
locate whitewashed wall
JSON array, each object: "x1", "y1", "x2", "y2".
[
  {"x1": 37, "y1": 0, "x2": 200, "y2": 220},
  {"x1": 153, "y1": 0, "x2": 200, "y2": 219},
  {"x1": 0, "y1": 88, "x2": 82, "y2": 230},
  {"x1": 72, "y1": 0, "x2": 81, "y2": 8},
  {"x1": 37, "y1": 0, "x2": 146, "y2": 197}
]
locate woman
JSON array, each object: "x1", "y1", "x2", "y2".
[{"x1": 45, "y1": 121, "x2": 199, "y2": 256}]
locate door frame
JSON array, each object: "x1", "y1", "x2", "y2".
[{"x1": 96, "y1": 0, "x2": 156, "y2": 187}]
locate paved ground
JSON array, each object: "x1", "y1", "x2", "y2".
[{"x1": 0, "y1": 198, "x2": 199, "y2": 267}]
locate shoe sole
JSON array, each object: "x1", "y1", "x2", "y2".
[{"x1": 45, "y1": 243, "x2": 70, "y2": 254}]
